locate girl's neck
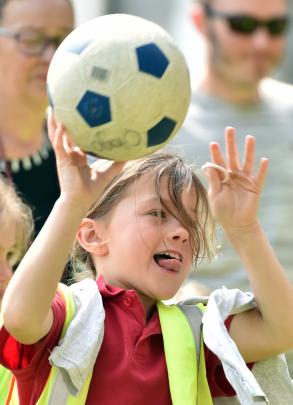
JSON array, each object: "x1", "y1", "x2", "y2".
[{"x1": 139, "y1": 293, "x2": 157, "y2": 320}]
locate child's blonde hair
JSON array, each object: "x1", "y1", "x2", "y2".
[
  {"x1": 71, "y1": 151, "x2": 215, "y2": 279},
  {"x1": 0, "y1": 176, "x2": 34, "y2": 265}
]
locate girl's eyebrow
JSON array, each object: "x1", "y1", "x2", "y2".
[
  {"x1": 137, "y1": 193, "x2": 192, "y2": 216},
  {"x1": 138, "y1": 196, "x2": 159, "y2": 204}
]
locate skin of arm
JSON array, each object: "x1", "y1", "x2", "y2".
[
  {"x1": 206, "y1": 127, "x2": 293, "y2": 363},
  {"x1": 1, "y1": 113, "x2": 123, "y2": 344}
]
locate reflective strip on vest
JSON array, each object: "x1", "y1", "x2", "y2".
[
  {"x1": 176, "y1": 302, "x2": 203, "y2": 370},
  {"x1": 5, "y1": 378, "x2": 18, "y2": 405},
  {"x1": 37, "y1": 362, "x2": 93, "y2": 405},
  {"x1": 157, "y1": 301, "x2": 213, "y2": 405}
]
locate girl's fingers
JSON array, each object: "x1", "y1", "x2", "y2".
[
  {"x1": 62, "y1": 132, "x2": 74, "y2": 155},
  {"x1": 202, "y1": 163, "x2": 229, "y2": 183},
  {"x1": 103, "y1": 161, "x2": 125, "y2": 181},
  {"x1": 208, "y1": 142, "x2": 228, "y2": 183},
  {"x1": 54, "y1": 125, "x2": 67, "y2": 161},
  {"x1": 225, "y1": 127, "x2": 241, "y2": 171},
  {"x1": 47, "y1": 111, "x2": 70, "y2": 161},
  {"x1": 210, "y1": 142, "x2": 226, "y2": 167},
  {"x1": 91, "y1": 160, "x2": 125, "y2": 188},
  {"x1": 47, "y1": 109, "x2": 57, "y2": 144},
  {"x1": 242, "y1": 135, "x2": 255, "y2": 176},
  {"x1": 204, "y1": 166, "x2": 222, "y2": 193},
  {"x1": 255, "y1": 158, "x2": 269, "y2": 189},
  {"x1": 47, "y1": 109, "x2": 75, "y2": 156},
  {"x1": 64, "y1": 131, "x2": 74, "y2": 150},
  {"x1": 204, "y1": 128, "x2": 267, "y2": 199}
]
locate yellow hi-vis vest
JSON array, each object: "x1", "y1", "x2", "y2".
[
  {"x1": 6, "y1": 283, "x2": 79, "y2": 405},
  {"x1": 0, "y1": 310, "x2": 16, "y2": 404},
  {"x1": 11, "y1": 283, "x2": 213, "y2": 405},
  {"x1": 0, "y1": 365, "x2": 15, "y2": 405}
]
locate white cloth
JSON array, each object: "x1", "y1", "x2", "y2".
[
  {"x1": 49, "y1": 279, "x2": 105, "y2": 395},
  {"x1": 202, "y1": 287, "x2": 268, "y2": 404}
]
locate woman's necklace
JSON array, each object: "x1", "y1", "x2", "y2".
[
  {"x1": 0, "y1": 132, "x2": 52, "y2": 176},
  {"x1": 0, "y1": 134, "x2": 12, "y2": 182}
]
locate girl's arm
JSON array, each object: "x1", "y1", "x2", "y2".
[
  {"x1": 1, "y1": 114, "x2": 123, "y2": 344},
  {"x1": 205, "y1": 127, "x2": 293, "y2": 363}
]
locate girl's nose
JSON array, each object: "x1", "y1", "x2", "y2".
[{"x1": 168, "y1": 218, "x2": 189, "y2": 243}]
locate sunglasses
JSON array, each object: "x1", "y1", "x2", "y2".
[
  {"x1": 0, "y1": 27, "x2": 68, "y2": 56},
  {"x1": 205, "y1": 5, "x2": 289, "y2": 36}
]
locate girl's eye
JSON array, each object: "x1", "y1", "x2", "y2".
[{"x1": 149, "y1": 210, "x2": 167, "y2": 219}]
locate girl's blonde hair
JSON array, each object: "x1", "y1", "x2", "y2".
[
  {"x1": 0, "y1": 176, "x2": 34, "y2": 265},
  {"x1": 71, "y1": 151, "x2": 215, "y2": 279}
]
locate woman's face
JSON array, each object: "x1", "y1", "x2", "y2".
[{"x1": 0, "y1": 0, "x2": 74, "y2": 106}]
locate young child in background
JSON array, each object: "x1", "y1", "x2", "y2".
[
  {"x1": 0, "y1": 177, "x2": 33, "y2": 403},
  {"x1": 0, "y1": 113, "x2": 293, "y2": 404}
]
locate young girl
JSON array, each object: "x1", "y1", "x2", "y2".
[
  {"x1": 0, "y1": 176, "x2": 33, "y2": 402},
  {"x1": 1, "y1": 113, "x2": 293, "y2": 404}
]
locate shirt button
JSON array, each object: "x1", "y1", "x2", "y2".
[{"x1": 123, "y1": 297, "x2": 133, "y2": 307}]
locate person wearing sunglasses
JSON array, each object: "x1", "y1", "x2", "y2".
[
  {"x1": 170, "y1": 0, "x2": 293, "y2": 377},
  {"x1": 204, "y1": 4, "x2": 289, "y2": 38},
  {"x1": 0, "y1": 0, "x2": 74, "y2": 237}
]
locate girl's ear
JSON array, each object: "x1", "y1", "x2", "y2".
[
  {"x1": 190, "y1": 4, "x2": 209, "y2": 36},
  {"x1": 76, "y1": 218, "x2": 109, "y2": 256}
]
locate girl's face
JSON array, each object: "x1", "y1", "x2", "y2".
[
  {"x1": 95, "y1": 174, "x2": 196, "y2": 314},
  {"x1": 0, "y1": 220, "x2": 18, "y2": 304}
]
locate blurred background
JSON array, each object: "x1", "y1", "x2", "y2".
[{"x1": 71, "y1": 0, "x2": 293, "y2": 86}]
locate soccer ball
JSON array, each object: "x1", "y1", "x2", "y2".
[{"x1": 47, "y1": 14, "x2": 191, "y2": 161}]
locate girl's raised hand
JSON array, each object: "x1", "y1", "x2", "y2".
[
  {"x1": 203, "y1": 127, "x2": 269, "y2": 233},
  {"x1": 47, "y1": 110, "x2": 124, "y2": 212}
]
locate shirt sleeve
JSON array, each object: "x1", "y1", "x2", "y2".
[
  {"x1": 204, "y1": 315, "x2": 254, "y2": 397},
  {"x1": 0, "y1": 291, "x2": 66, "y2": 373}
]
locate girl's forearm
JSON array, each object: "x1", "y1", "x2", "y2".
[
  {"x1": 2, "y1": 197, "x2": 86, "y2": 340},
  {"x1": 225, "y1": 222, "x2": 293, "y2": 348}
]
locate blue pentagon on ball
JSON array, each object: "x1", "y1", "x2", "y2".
[
  {"x1": 147, "y1": 117, "x2": 176, "y2": 146},
  {"x1": 77, "y1": 91, "x2": 111, "y2": 127},
  {"x1": 136, "y1": 43, "x2": 169, "y2": 78}
]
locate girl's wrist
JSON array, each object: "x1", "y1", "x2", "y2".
[
  {"x1": 223, "y1": 221, "x2": 262, "y2": 244},
  {"x1": 56, "y1": 194, "x2": 90, "y2": 218}
]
